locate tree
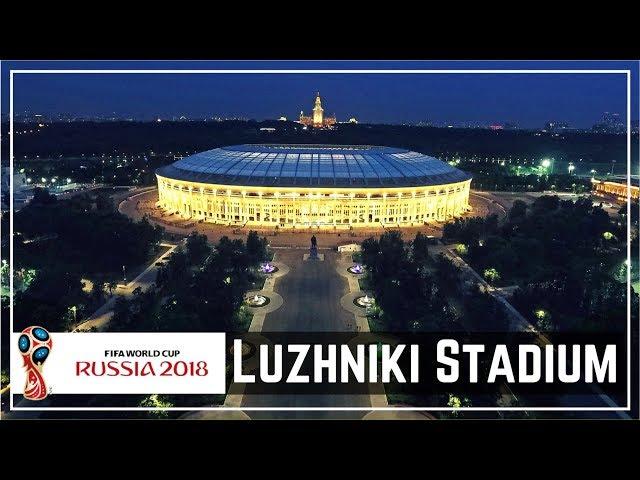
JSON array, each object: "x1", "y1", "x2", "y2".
[
  {"x1": 163, "y1": 248, "x2": 189, "y2": 289},
  {"x1": 411, "y1": 232, "x2": 431, "y2": 270},
  {"x1": 463, "y1": 286, "x2": 509, "y2": 331},
  {"x1": 31, "y1": 187, "x2": 57, "y2": 205},
  {"x1": 90, "y1": 282, "x2": 105, "y2": 305},
  {"x1": 139, "y1": 394, "x2": 173, "y2": 418},
  {"x1": 484, "y1": 214, "x2": 499, "y2": 235},
  {"x1": 532, "y1": 195, "x2": 560, "y2": 213},
  {"x1": 109, "y1": 297, "x2": 132, "y2": 331},
  {"x1": 13, "y1": 195, "x2": 163, "y2": 276},
  {"x1": 446, "y1": 394, "x2": 472, "y2": 417},
  {"x1": 483, "y1": 268, "x2": 500, "y2": 283},
  {"x1": 434, "y1": 254, "x2": 460, "y2": 295},
  {"x1": 13, "y1": 267, "x2": 88, "y2": 332},
  {"x1": 95, "y1": 193, "x2": 114, "y2": 212},
  {"x1": 185, "y1": 232, "x2": 211, "y2": 265},
  {"x1": 508, "y1": 200, "x2": 527, "y2": 220},
  {"x1": 246, "y1": 230, "x2": 268, "y2": 265}
]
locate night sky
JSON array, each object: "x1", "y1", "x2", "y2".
[{"x1": 1, "y1": 61, "x2": 638, "y2": 128}]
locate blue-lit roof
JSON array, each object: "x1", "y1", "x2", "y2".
[{"x1": 156, "y1": 144, "x2": 472, "y2": 188}]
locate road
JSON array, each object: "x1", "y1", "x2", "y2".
[
  {"x1": 261, "y1": 250, "x2": 352, "y2": 332},
  {"x1": 73, "y1": 242, "x2": 179, "y2": 332},
  {"x1": 241, "y1": 249, "x2": 371, "y2": 419}
]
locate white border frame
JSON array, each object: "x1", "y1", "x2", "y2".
[{"x1": 3, "y1": 66, "x2": 633, "y2": 414}]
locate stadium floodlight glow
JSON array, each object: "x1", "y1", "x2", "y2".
[{"x1": 155, "y1": 144, "x2": 473, "y2": 229}]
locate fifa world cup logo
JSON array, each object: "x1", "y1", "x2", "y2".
[{"x1": 18, "y1": 326, "x2": 53, "y2": 400}]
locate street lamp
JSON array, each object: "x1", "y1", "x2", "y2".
[
  {"x1": 69, "y1": 305, "x2": 77, "y2": 324},
  {"x1": 122, "y1": 265, "x2": 126, "y2": 282},
  {"x1": 541, "y1": 158, "x2": 554, "y2": 174}
]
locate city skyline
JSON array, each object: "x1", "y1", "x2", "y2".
[{"x1": 1, "y1": 61, "x2": 637, "y2": 129}]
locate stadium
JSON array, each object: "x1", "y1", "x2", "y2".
[{"x1": 155, "y1": 144, "x2": 472, "y2": 229}]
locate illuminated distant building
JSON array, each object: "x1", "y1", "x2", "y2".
[
  {"x1": 544, "y1": 121, "x2": 569, "y2": 133},
  {"x1": 156, "y1": 144, "x2": 472, "y2": 229},
  {"x1": 592, "y1": 112, "x2": 625, "y2": 134},
  {"x1": 278, "y1": 116, "x2": 288, "y2": 121},
  {"x1": 592, "y1": 178, "x2": 640, "y2": 202},
  {"x1": 298, "y1": 92, "x2": 337, "y2": 129},
  {"x1": 348, "y1": 117, "x2": 358, "y2": 124}
]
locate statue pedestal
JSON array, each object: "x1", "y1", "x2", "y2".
[
  {"x1": 303, "y1": 253, "x2": 325, "y2": 261},
  {"x1": 305, "y1": 238, "x2": 322, "y2": 260}
]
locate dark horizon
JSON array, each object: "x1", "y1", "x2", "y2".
[{"x1": 1, "y1": 61, "x2": 637, "y2": 129}]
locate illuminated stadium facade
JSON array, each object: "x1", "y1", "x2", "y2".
[{"x1": 155, "y1": 144, "x2": 472, "y2": 228}]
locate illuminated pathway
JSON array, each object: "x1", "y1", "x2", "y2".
[
  {"x1": 73, "y1": 242, "x2": 179, "y2": 332},
  {"x1": 240, "y1": 249, "x2": 371, "y2": 419}
]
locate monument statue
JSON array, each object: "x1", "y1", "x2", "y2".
[{"x1": 310, "y1": 235, "x2": 318, "y2": 260}]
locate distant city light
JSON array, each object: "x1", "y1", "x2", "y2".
[
  {"x1": 568, "y1": 164, "x2": 575, "y2": 173},
  {"x1": 541, "y1": 159, "x2": 551, "y2": 168}
]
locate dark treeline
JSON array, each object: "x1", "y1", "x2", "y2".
[
  {"x1": 443, "y1": 195, "x2": 638, "y2": 331},
  {"x1": 9, "y1": 188, "x2": 164, "y2": 274},
  {"x1": 360, "y1": 231, "x2": 508, "y2": 332},
  {"x1": 2, "y1": 121, "x2": 630, "y2": 163},
  {"x1": 4, "y1": 189, "x2": 165, "y2": 333}
]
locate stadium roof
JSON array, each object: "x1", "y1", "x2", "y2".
[{"x1": 156, "y1": 144, "x2": 472, "y2": 188}]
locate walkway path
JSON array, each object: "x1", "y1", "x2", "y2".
[
  {"x1": 241, "y1": 250, "x2": 371, "y2": 419},
  {"x1": 73, "y1": 242, "x2": 179, "y2": 332}
]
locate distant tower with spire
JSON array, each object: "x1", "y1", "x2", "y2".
[
  {"x1": 298, "y1": 92, "x2": 337, "y2": 129},
  {"x1": 312, "y1": 92, "x2": 324, "y2": 127}
]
